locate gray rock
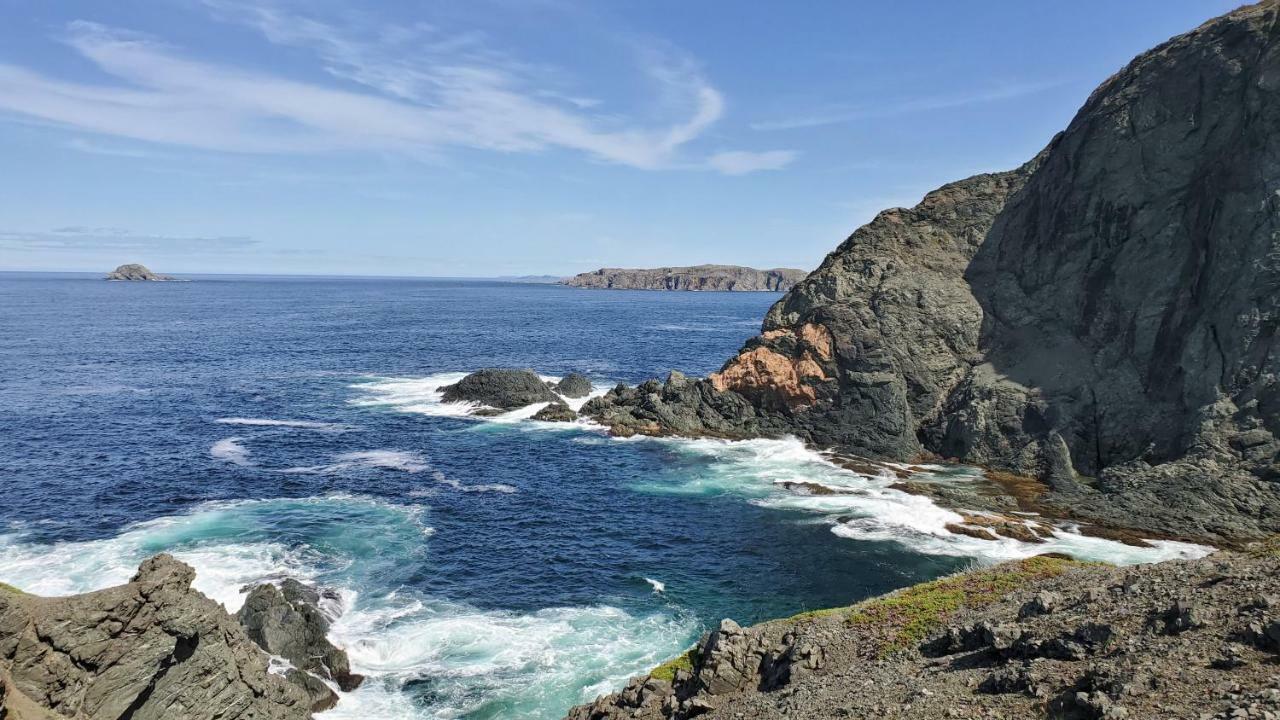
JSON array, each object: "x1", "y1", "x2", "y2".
[
  {"x1": 583, "y1": 0, "x2": 1280, "y2": 544},
  {"x1": 0, "y1": 554, "x2": 311, "y2": 720},
  {"x1": 555, "y1": 373, "x2": 593, "y2": 398},
  {"x1": 532, "y1": 402, "x2": 578, "y2": 422},
  {"x1": 562, "y1": 265, "x2": 806, "y2": 292},
  {"x1": 440, "y1": 369, "x2": 560, "y2": 410},
  {"x1": 105, "y1": 263, "x2": 175, "y2": 281},
  {"x1": 1019, "y1": 591, "x2": 1061, "y2": 619},
  {"x1": 237, "y1": 579, "x2": 362, "y2": 693}
]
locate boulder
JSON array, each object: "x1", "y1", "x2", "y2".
[
  {"x1": 440, "y1": 369, "x2": 560, "y2": 410},
  {"x1": 237, "y1": 580, "x2": 362, "y2": 693},
  {"x1": 532, "y1": 402, "x2": 578, "y2": 422},
  {"x1": 555, "y1": 373, "x2": 593, "y2": 398}
]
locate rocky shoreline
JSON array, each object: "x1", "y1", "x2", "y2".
[
  {"x1": 0, "y1": 556, "x2": 360, "y2": 720},
  {"x1": 567, "y1": 544, "x2": 1280, "y2": 720}
]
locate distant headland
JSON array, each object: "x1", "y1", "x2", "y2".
[
  {"x1": 561, "y1": 264, "x2": 806, "y2": 292},
  {"x1": 105, "y1": 263, "x2": 177, "y2": 281}
]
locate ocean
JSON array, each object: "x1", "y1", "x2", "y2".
[{"x1": 0, "y1": 273, "x2": 1207, "y2": 719}]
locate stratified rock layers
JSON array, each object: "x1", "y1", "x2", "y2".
[{"x1": 0, "y1": 556, "x2": 311, "y2": 720}]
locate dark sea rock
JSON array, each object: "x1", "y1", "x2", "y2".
[
  {"x1": 0, "y1": 555, "x2": 311, "y2": 720},
  {"x1": 237, "y1": 579, "x2": 362, "y2": 697},
  {"x1": 441, "y1": 369, "x2": 560, "y2": 409},
  {"x1": 586, "y1": 0, "x2": 1280, "y2": 543},
  {"x1": 532, "y1": 402, "x2": 578, "y2": 422},
  {"x1": 562, "y1": 265, "x2": 806, "y2": 292},
  {"x1": 556, "y1": 373, "x2": 594, "y2": 398},
  {"x1": 105, "y1": 263, "x2": 175, "y2": 281}
]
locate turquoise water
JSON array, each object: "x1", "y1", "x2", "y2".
[{"x1": 0, "y1": 273, "x2": 1209, "y2": 718}]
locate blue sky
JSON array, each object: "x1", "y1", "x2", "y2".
[{"x1": 0, "y1": 0, "x2": 1238, "y2": 276}]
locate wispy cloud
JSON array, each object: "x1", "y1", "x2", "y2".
[
  {"x1": 0, "y1": 8, "x2": 791, "y2": 174},
  {"x1": 751, "y1": 81, "x2": 1063, "y2": 131},
  {"x1": 707, "y1": 150, "x2": 797, "y2": 175},
  {"x1": 0, "y1": 226, "x2": 257, "y2": 252}
]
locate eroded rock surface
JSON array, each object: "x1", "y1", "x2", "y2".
[
  {"x1": 584, "y1": 0, "x2": 1280, "y2": 543},
  {"x1": 0, "y1": 555, "x2": 312, "y2": 720},
  {"x1": 237, "y1": 579, "x2": 362, "y2": 711},
  {"x1": 567, "y1": 546, "x2": 1280, "y2": 720}
]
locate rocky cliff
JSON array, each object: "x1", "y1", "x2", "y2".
[
  {"x1": 104, "y1": 264, "x2": 174, "y2": 281},
  {"x1": 0, "y1": 556, "x2": 312, "y2": 720},
  {"x1": 562, "y1": 265, "x2": 806, "y2": 292},
  {"x1": 568, "y1": 543, "x2": 1280, "y2": 720},
  {"x1": 584, "y1": 0, "x2": 1280, "y2": 543}
]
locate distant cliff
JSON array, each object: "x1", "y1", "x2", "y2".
[{"x1": 562, "y1": 265, "x2": 806, "y2": 292}]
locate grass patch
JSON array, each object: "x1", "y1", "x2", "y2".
[
  {"x1": 1247, "y1": 535, "x2": 1280, "y2": 558},
  {"x1": 0, "y1": 581, "x2": 25, "y2": 595},
  {"x1": 786, "y1": 606, "x2": 847, "y2": 623},
  {"x1": 649, "y1": 647, "x2": 698, "y2": 682},
  {"x1": 845, "y1": 555, "x2": 1085, "y2": 657}
]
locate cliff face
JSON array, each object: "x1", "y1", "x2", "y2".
[
  {"x1": 0, "y1": 556, "x2": 313, "y2": 720},
  {"x1": 562, "y1": 265, "x2": 806, "y2": 292},
  {"x1": 587, "y1": 1, "x2": 1280, "y2": 542}
]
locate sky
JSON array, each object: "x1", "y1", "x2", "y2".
[{"x1": 0, "y1": 0, "x2": 1240, "y2": 277}]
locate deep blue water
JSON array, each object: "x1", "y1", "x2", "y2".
[{"x1": 0, "y1": 273, "x2": 1189, "y2": 719}]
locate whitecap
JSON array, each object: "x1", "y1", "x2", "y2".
[
  {"x1": 211, "y1": 437, "x2": 252, "y2": 467},
  {"x1": 645, "y1": 578, "x2": 666, "y2": 594},
  {"x1": 349, "y1": 372, "x2": 610, "y2": 422},
  {"x1": 636, "y1": 435, "x2": 1214, "y2": 565},
  {"x1": 282, "y1": 450, "x2": 429, "y2": 475},
  {"x1": 0, "y1": 496, "x2": 689, "y2": 720},
  {"x1": 215, "y1": 417, "x2": 351, "y2": 431}
]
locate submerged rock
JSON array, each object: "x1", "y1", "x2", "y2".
[
  {"x1": 105, "y1": 263, "x2": 175, "y2": 281},
  {"x1": 441, "y1": 369, "x2": 560, "y2": 410},
  {"x1": 0, "y1": 555, "x2": 311, "y2": 720}
]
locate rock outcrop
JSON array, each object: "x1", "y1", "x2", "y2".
[
  {"x1": 441, "y1": 369, "x2": 561, "y2": 410},
  {"x1": 556, "y1": 373, "x2": 594, "y2": 399},
  {"x1": 237, "y1": 579, "x2": 362, "y2": 711},
  {"x1": 0, "y1": 555, "x2": 312, "y2": 720},
  {"x1": 562, "y1": 266, "x2": 806, "y2": 292},
  {"x1": 568, "y1": 544, "x2": 1280, "y2": 720},
  {"x1": 584, "y1": 1, "x2": 1280, "y2": 543},
  {"x1": 104, "y1": 264, "x2": 174, "y2": 281}
]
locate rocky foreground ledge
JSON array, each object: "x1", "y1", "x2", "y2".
[
  {"x1": 569, "y1": 544, "x2": 1280, "y2": 720},
  {"x1": 0, "y1": 555, "x2": 358, "y2": 719}
]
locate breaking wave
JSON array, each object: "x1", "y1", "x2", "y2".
[{"x1": 0, "y1": 495, "x2": 692, "y2": 720}]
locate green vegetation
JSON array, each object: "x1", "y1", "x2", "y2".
[
  {"x1": 0, "y1": 581, "x2": 25, "y2": 595},
  {"x1": 845, "y1": 555, "x2": 1084, "y2": 656},
  {"x1": 649, "y1": 647, "x2": 698, "y2": 682},
  {"x1": 1247, "y1": 535, "x2": 1280, "y2": 558}
]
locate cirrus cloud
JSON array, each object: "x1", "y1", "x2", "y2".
[{"x1": 0, "y1": 12, "x2": 793, "y2": 175}]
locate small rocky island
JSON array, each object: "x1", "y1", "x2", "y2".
[
  {"x1": 105, "y1": 263, "x2": 176, "y2": 281},
  {"x1": 562, "y1": 265, "x2": 806, "y2": 292}
]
